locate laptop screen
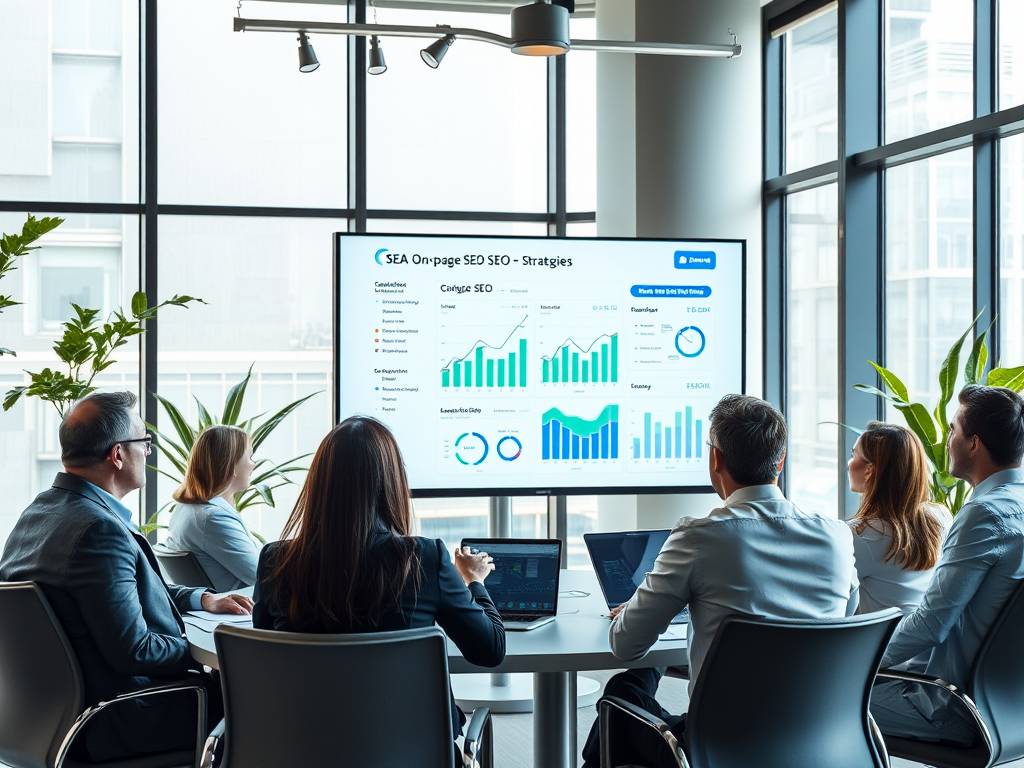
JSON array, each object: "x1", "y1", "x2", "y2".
[
  {"x1": 585, "y1": 530, "x2": 672, "y2": 608},
  {"x1": 461, "y1": 539, "x2": 561, "y2": 616}
]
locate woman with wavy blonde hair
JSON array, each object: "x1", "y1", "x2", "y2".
[
  {"x1": 165, "y1": 424, "x2": 260, "y2": 591},
  {"x1": 847, "y1": 421, "x2": 951, "y2": 615}
]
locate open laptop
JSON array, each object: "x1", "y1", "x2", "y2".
[
  {"x1": 461, "y1": 538, "x2": 562, "y2": 631},
  {"x1": 584, "y1": 530, "x2": 689, "y2": 625}
]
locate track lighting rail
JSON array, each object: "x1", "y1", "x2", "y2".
[{"x1": 233, "y1": 17, "x2": 742, "y2": 58}]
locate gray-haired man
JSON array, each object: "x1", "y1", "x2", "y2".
[{"x1": 1, "y1": 392, "x2": 250, "y2": 761}]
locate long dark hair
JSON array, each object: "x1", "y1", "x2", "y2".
[
  {"x1": 271, "y1": 416, "x2": 419, "y2": 630},
  {"x1": 851, "y1": 421, "x2": 944, "y2": 572}
]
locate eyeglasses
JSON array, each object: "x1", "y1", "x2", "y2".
[
  {"x1": 705, "y1": 439, "x2": 720, "y2": 454},
  {"x1": 110, "y1": 433, "x2": 153, "y2": 456}
]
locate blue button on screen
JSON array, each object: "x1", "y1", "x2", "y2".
[
  {"x1": 675, "y1": 251, "x2": 716, "y2": 269},
  {"x1": 630, "y1": 285, "x2": 712, "y2": 298}
]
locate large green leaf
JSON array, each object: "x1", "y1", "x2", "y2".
[
  {"x1": 868, "y1": 361, "x2": 909, "y2": 403},
  {"x1": 221, "y1": 364, "x2": 253, "y2": 425},
  {"x1": 987, "y1": 365, "x2": 1024, "y2": 392},
  {"x1": 145, "y1": 423, "x2": 190, "y2": 467},
  {"x1": 153, "y1": 392, "x2": 198, "y2": 450},
  {"x1": 250, "y1": 392, "x2": 322, "y2": 451},
  {"x1": 146, "y1": 463, "x2": 186, "y2": 484},
  {"x1": 194, "y1": 396, "x2": 216, "y2": 431},
  {"x1": 852, "y1": 383, "x2": 904, "y2": 405},
  {"x1": 894, "y1": 402, "x2": 939, "y2": 465},
  {"x1": 936, "y1": 311, "x2": 984, "y2": 435},
  {"x1": 963, "y1": 324, "x2": 992, "y2": 386}
]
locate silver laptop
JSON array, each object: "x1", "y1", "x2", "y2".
[
  {"x1": 461, "y1": 538, "x2": 562, "y2": 631},
  {"x1": 584, "y1": 530, "x2": 689, "y2": 625}
]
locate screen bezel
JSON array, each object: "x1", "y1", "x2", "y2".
[
  {"x1": 460, "y1": 537, "x2": 562, "y2": 617},
  {"x1": 335, "y1": 232, "x2": 747, "y2": 497}
]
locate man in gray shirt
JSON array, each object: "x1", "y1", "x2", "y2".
[
  {"x1": 872, "y1": 385, "x2": 1024, "y2": 747},
  {"x1": 581, "y1": 395, "x2": 859, "y2": 767}
]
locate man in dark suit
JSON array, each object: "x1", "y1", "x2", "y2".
[{"x1": 0, "y1": 391, "x2": 252, "y2": 762}]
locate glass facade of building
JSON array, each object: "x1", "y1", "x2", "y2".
[{"x1": 0, "y1": 1, "x2": 597, "y2": 551}]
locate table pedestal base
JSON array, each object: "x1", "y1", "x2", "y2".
[
  {"x1": 535, "y1": 671, "x2": 578, "y2": 768},
  {"x1": 452, "y1": 672, "x2": 601, "y2": 715}
]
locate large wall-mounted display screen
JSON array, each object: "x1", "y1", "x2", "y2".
[{"x1": 336, "y1": 234, "x2": 745, "y2": 496}]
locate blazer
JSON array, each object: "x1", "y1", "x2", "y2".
[
  {"x1": 253, "y1": 535, "x2": 505, "y2": 737},
  {"x1": 165, "y1": 497, "x2": 261, "y2": 592},
  {"x1": 0, "y1": 473, "x2": 207, "y2": 707}
]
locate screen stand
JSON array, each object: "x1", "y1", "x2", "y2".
[{"x1": 452, "y1": 496, "x2": 600, "y2": 715}]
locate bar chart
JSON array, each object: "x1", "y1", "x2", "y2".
[
  {"x1": 540, "y1": 333, "x2": 619, "y2": 384},
  {"x1": 631, "y1": 406, "x2": 705, "y2": 460},
  {"x1": 440, "y1": 315, "x2": 528, "y2": 389},
  {"x1": 541, "y1": 404, "x2": 619, "y2": 460}
]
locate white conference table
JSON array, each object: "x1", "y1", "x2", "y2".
[{"x1": 186, "y1": 568, "x2": 688, "y2": 768}]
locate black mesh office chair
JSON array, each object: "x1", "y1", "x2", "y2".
[
  {"x1": 0, "y1": 582, "x2": 207, "y2": 768},
  {"x1": 878, "y1": 579, "x2": 1024, "y2": 768},
  {"x1": 599, "y1": 609, "x2": 902, "y2": 768},
  {"x1": 153, "y1": 547, "x2": 216, "y2": 590},
  {"x1": 204, "y1": 624, "x2": 493, "y2": 768}
]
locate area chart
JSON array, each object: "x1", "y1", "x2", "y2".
[{"x1": 542, "y1": 404, "x2": 619, "y2": 460}]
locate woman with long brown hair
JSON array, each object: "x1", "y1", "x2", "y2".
[
  {"x1": 252, "y1": 416, "x2": 505, "y2": 743},
  {"x1": 847, "y1": 421, "x2": 951, "y2": 614},
  {"x1": 166, "y1": 424, "x2": 260, "y2": 591}
]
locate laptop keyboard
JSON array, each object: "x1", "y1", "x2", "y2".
[{"x1": 506, "y1": 614, "x2": 547, "y2": 623}]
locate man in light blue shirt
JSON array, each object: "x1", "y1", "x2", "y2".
[
  {"x1": 581, "y1": 395, "x2": 860, "y2": 767},
  {"x1": 872, "y1": 385, "x2": 1024, "y2": 747}
]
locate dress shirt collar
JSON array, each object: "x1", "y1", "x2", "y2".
[
  {"x1": 972, "y1": 467, "x2": 1024, "y2": 499},
  {"x1": 723, "y1": 483, "x2": 785, "y2": 507},
  {"x1": 78, "y1": 477, "x2": 137, "y2": 529},
  {"x1": 207, "y1": 495, "x2": 236, "y2": 514}
]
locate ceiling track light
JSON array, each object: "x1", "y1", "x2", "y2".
[
  {"x1": 237, "y1": 15, "x2": 742, "y2": 61},
  {"x1": 510, "y1": 0, "x2": 569, "y2": 57},
  {"x1": 421, "y1": 27, "x2": 456, "y2": 69},
  {"x1": 297, "y1": 31, "x2": 319, "y2": 73},
  {"x1": 368, "y1": 35, "x2": 387, "y2": 75}
]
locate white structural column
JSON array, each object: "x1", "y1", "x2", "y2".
[{"x1": 595, "y1": 0, "x2": 763, "y2": 532}]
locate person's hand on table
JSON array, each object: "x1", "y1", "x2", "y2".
[
  {"x1": 454, "y1": 546, "x2": 495, "y2": 586},
  {"x1": 201, "y1": 592, "x2": 253, "y2": 615}
]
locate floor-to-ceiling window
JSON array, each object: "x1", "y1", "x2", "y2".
[
  {"x1": 0, "y1": 1, "x2": 598, "y2": 551},
  {"x1": 764, "y1": 0, "x2": 1018, "y2": 517},
  {"x1": 777, "y1": 6, "x2": 840, "y2": 515}
]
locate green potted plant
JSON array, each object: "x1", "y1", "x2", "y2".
[
  {"x1": 143, "y1": 364, "x2": 320, "y2": 537},
  {"x1": 0, "y1": 214, "x2": 65, "y2": 357},
  {"x1": 855, "y1": 313, "x2": 1024, "y2": 514},
  {"x1": 3, "y1": 292, "x2": 205, "y2": 417}
]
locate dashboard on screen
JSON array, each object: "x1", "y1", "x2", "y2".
[{"x1": 335, "y1": 234, "x2": 745, "y2": 496}]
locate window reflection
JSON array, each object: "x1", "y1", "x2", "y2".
[
  {"x1": 885, "y1": 149, "x2": 974, "y2": 415},
  {"x1": 885, "y1": 0, "x2": 973, "y2": 144},
  {"x1": 784, "y1": 10, "x2": 838, "y2": 173},
  {"x1": 786, "y1": 185, "x2": 839, "y2": 516}
]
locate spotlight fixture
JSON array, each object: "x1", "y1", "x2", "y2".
[
  {"x1": 510, "y1": 0, "x2": 570, "y2": 56},
  {"x1": 421, "y1": 32, "x2": 455, "y2": 69},
  {"x1": 297, "y1": 31, "x2": 319, "y2": 72},
  {"x1": 367, "y1": 35, "x2": 387, "y2": 75}
]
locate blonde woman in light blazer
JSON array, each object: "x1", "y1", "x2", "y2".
[{"x1": 165, "y1": 425, "x2": 261, "y2": 591}]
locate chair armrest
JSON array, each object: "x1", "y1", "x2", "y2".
[
  {"x1": 875, "y1": 670, "x2": 993, "y2": 754},
  {"x1": 201, "y1": 719, "x2": 225, "y2": 768},
  {"x1": 55, "y1": 681, "x2": 209, "y2": 768},
  {"x1": 598, "y1": 696, "x2": 688, "y2": 768},
  {"x1": 463, "y1": 707, "x2": 493, "y2": 768},
  {"x1": 867, "y1": 714, "x2": 891, "y2": 768}
]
